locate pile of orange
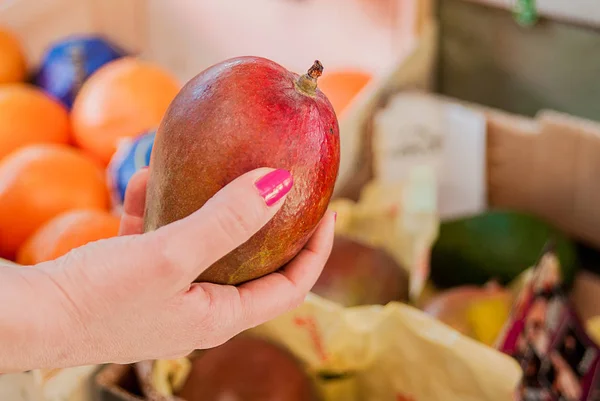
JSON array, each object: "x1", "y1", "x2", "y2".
[{"x1": 0, "y1": 26, "x2": 181, "y2": 264}]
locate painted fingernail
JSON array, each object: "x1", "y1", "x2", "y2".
[
  {"x1": 255, "y1": 169, "x2": 293, "y2": 207},
  {"x1": 333, "y1": 212, "x2": 337, "y2": 222}
]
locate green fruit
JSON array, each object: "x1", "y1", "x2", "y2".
[{"x1": 430, "y1": 210, "x2": 579, "y2": 289}]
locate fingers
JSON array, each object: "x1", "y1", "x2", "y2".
[
  {"x1": 182, "y1": 210, "x2": 335, "y2": 344},
  {"x1": 238, "y1": 210, "x2": 336, "y2": 324},
  {"x1": 150, "y1": 168, "x2": 293, "y2": 284},
  {"x1": 119, "y1": 168, "x2": 150, "y2": 236}
]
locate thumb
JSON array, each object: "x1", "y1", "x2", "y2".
[{"x1": 148, "y1": 168, "x2": 293, "y2": 284}]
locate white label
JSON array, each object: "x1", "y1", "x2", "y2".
[{"x1": 373, "y1": 92, "x2": 487, "y2": 220}]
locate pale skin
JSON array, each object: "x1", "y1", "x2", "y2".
[{"x1": 0, "y1": 167, "x2": 335, "y2": 373}]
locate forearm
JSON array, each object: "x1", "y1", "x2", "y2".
[{"x1": 0, "y1": 264, "x2": 71, "y2": 372}]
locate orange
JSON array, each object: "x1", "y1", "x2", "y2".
[
  {"x1": 0, "y1": 27, "x2": 27, "y2": 84},
  {"x1": 17, "y1": 209, "x2": 120, "y2": 265},
  {"x1": 317, "y1": 70, "x2": 372, "y2": 116},
  {"x1": 0, "y1": 84, "x2": 70, "y2": 161},
  {"x1": 0, "y1": 144, "x2": 109, "y2": 259},
  {"x1": 71, "y1": 57, "x2": 180, "y2": 165}
]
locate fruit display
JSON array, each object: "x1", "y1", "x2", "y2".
[
  {"x1": 71, "y1": 57, "x2": 180, "y2": 165},
  {"x1": 3, "y1": 14, "x2": 600, "y2": 401},
  {"x1": 430, "y1": 210, "x2": 579, "y2": 289},
  {"x1": 143, "y1": 57, "x2": 340, "y2": 285},
  {"x1": 0, "y1": 28, "x2": 186, "y2": 266},
  {"x1": 35, "y1": 35, "x2": 126, "y2": 108},
  {"x1": 311, "y1": 235, "x2": 409, "y2": 307}
]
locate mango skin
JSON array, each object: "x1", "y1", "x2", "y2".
[
  {"x1": 311, "y1": 236, "x2": 409, "y2": 307},
  {"x1": 144, "y1": 56, "x2": 340, "y2": 285}
]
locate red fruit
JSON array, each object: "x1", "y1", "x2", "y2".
[
  {"x1": 176, "y1": 336, "x2": 318, "y2": 401},
  {"x1": 311, "y1": 235, "x2": 409, "y2": 307},
  {"x1": 144, "y1": 57, "x2": 340, "y2": 285}
]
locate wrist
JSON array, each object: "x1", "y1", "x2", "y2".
[{"x1": 0, "y1": 265, "x2": 76, "y2": 372}]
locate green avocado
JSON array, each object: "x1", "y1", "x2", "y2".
[{"x1": 430, "y1": 210, "x2": 579, "y2": 289}]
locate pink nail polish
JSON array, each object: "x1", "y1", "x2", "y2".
[
  {"x1": 333, "y1": 212, "x2": 337, "y2": 222},
  {"x1": 255, "y1": 169, "x2": 293, "y2": 206}
]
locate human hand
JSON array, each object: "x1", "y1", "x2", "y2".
[{"x1": 12, "y1": 167, "x2": 334, "y2": 371}]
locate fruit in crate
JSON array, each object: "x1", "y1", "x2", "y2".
[
  {"x1": 0, "y1": 84, "x2": 70, "y2": 160},
  {"x1": 35, "y1": 35, "x2": 125, "y2": 108},
  {"x1": 174, "y1": 336, "x2": 318, "y2": 401},
  {"x1": 0, "y1": 27, "x2": 27, "y2": 84},
  {"x1": 317, "y1": 69, "x2": 372, "y2": 116},
  {"x1": 107, "y1": 129, "x2": 155, "y2": 210},
  {"x1": 311, "y1": 235, "x2": 409, "y2": 306},
  {"x1": 71, "y1": 57, "x2": 180, "y2": 165},
  {"x1": 423, "y1": 283, "x2": 512, "y2": 346},
  {"x1": 17, "y1": 209, "x2": 120, "y2": 265},
  {"x1": 144, "y1": 56, "x2": 340, "y2": 285},
  {"x1": 430, "y1": 210, "x2": 579, "y2": 289},
  {"x1": 0, "y1": 144, "x2": 109, "y2": 259}
]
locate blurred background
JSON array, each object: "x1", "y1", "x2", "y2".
[{"x1": 2, "y1": 1, "x2": 600, "y2": 401}]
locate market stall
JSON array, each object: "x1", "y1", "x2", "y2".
[{"x1": 1, "y1": 1, "x2": 599, "y2": 400}]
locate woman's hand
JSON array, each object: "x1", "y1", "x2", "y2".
[{"x1": 2, "y1": 167, "x2": 334, "y2": 372}]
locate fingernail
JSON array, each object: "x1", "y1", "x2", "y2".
[
  {"x1": 333, "y1": 212, "x2": 337, "y2": 222},
  {"x1": 255, "y1": 169, "x2": 293, "y2": 207}
]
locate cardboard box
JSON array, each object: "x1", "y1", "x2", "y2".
[{"x1": 336, "y1": 3, "x2": 600, "y2": 251}]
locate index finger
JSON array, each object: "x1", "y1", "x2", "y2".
[{"x1": 147, "y1": 168, "x2": 293, "y2": 285}]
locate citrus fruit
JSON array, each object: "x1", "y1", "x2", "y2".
[
  {"x1": 0, "y1": 84, "x2": 70, "y2": 161},
  {"x1": 71, "y1": 57, "x2": 180, "y2": 165},
  {"x1": 16, "y1": 209, "x2": 120, "y2": 265},
  {"x1": 0, "y1": 27, "x2": 27, "y2": 84},
  {"x1": 317, "y1": 70, "x2": 372, "y2": 116},
  {"x1": 0, "y1": 144, "x2": 109, "y2": 259}
]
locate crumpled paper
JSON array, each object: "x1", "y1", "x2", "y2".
[
  {"x1": 252, "y1": 295, "x2": 522, "y2": 401},
  {"x1": 146, "y1": 177, "x2": 522, "y2": 401},
  {"x1": 147, "y1": 294, "x2": 522, "y2": 401}
]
